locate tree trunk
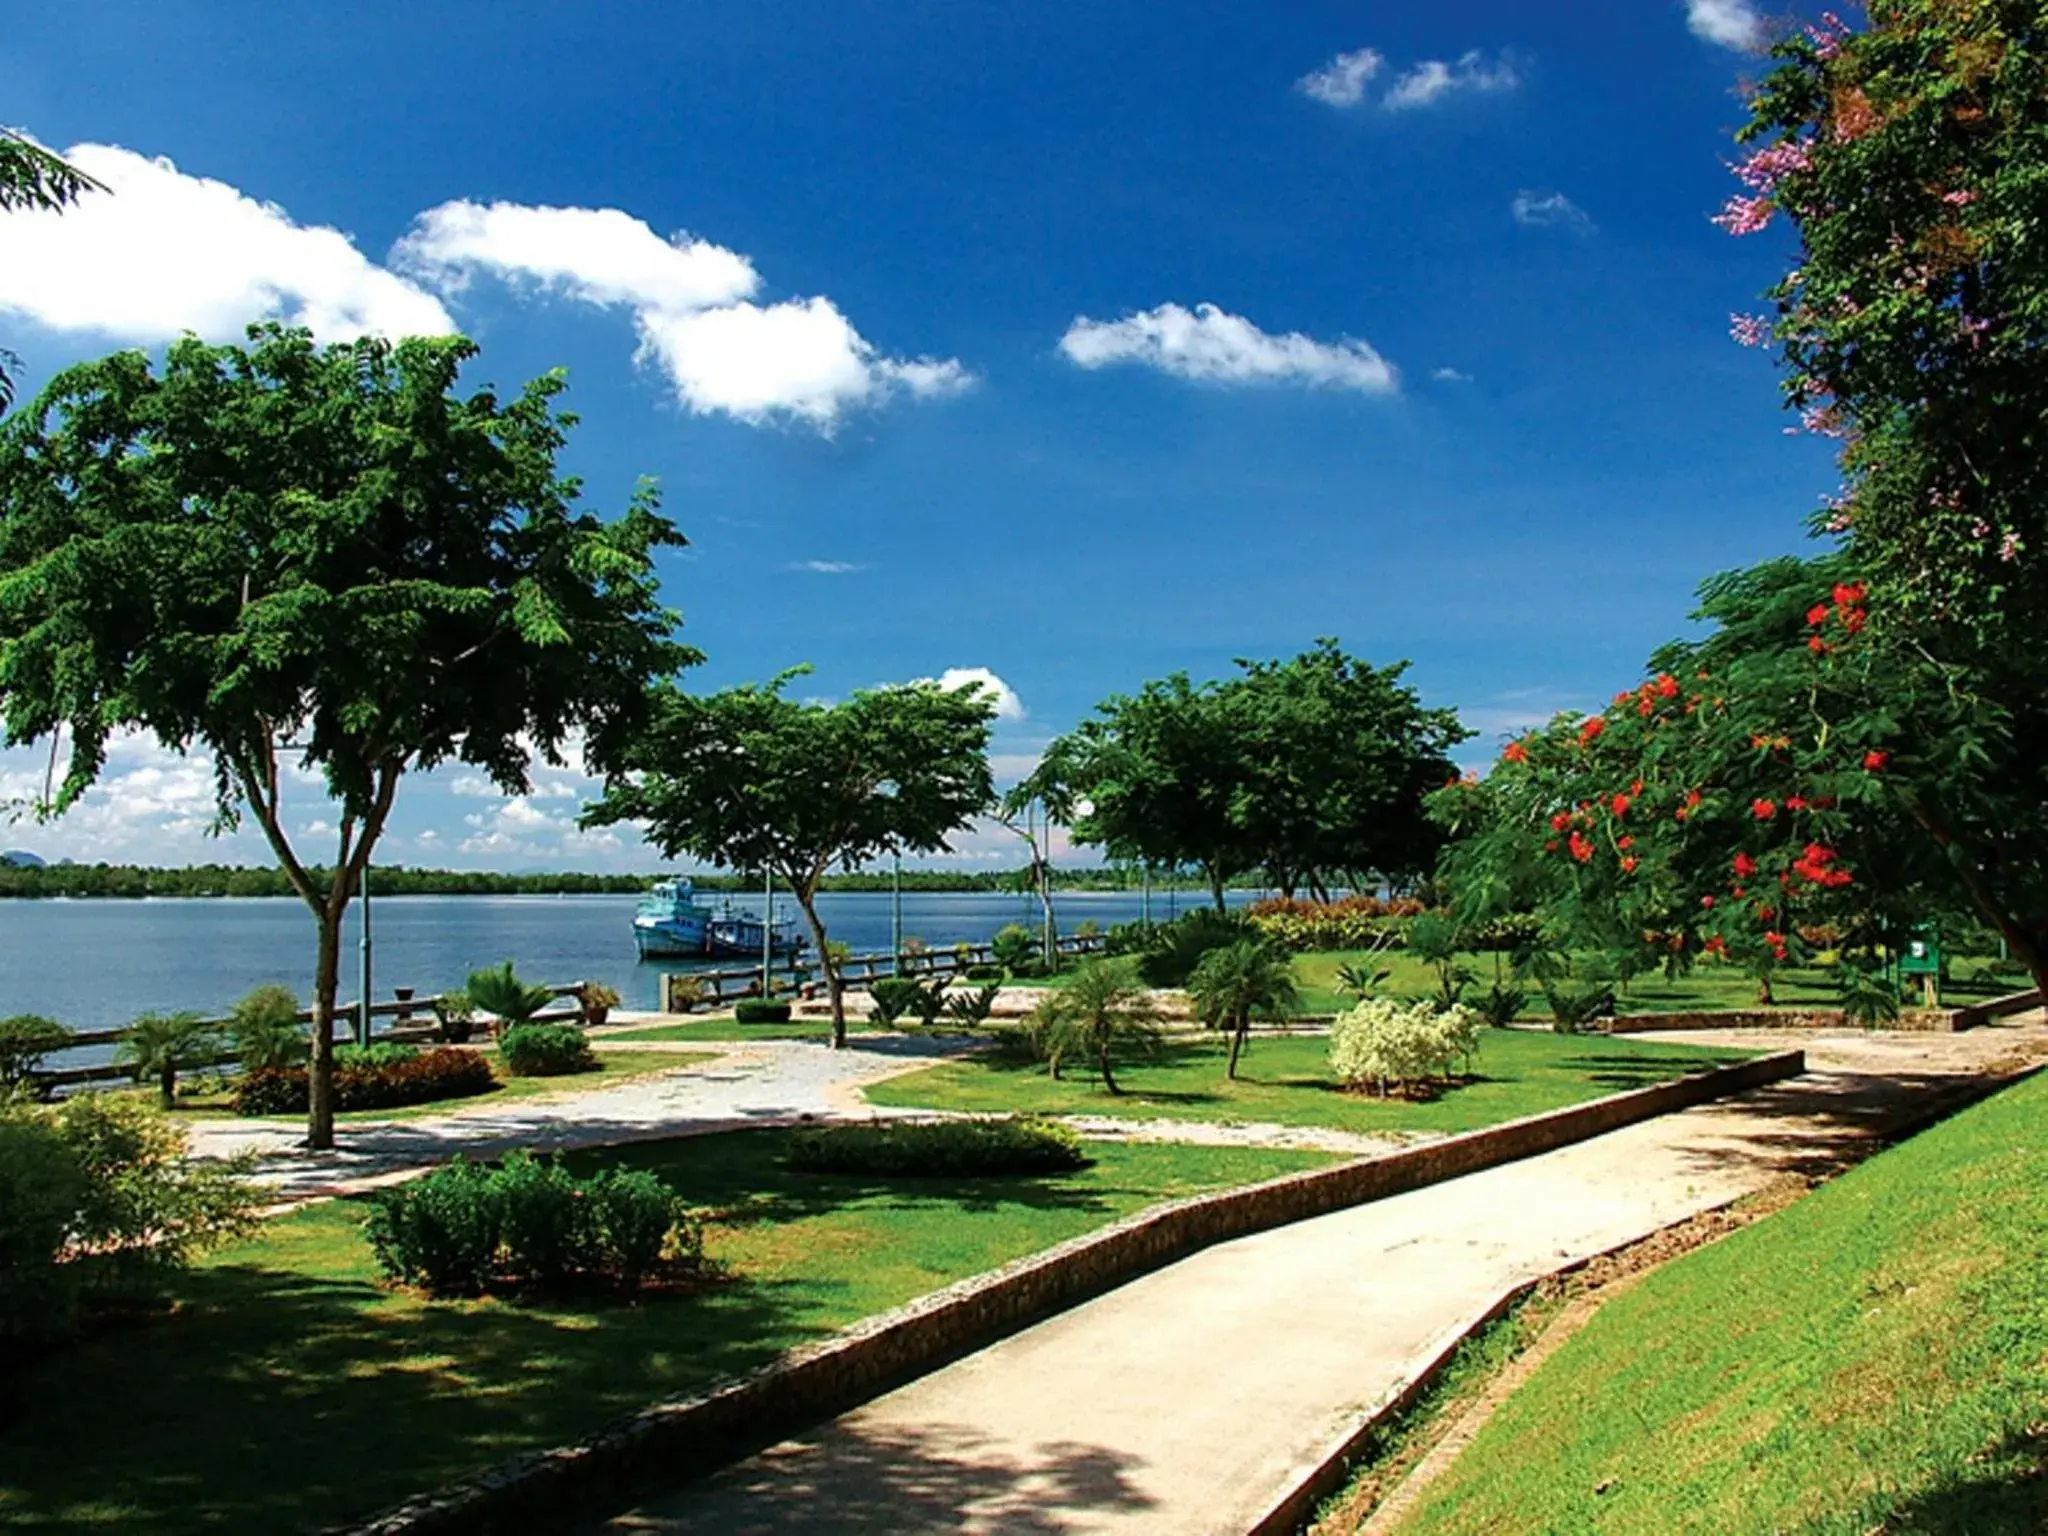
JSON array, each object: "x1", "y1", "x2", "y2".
[
  {"x1": 1208, "y1": 867, "x2": 1227, "y2": 914},
  {"x1": 1226, "y1": 1012, "x2": 1247, "y2": 1080},
  {"x1": 1098, "y1": 1034, "x2": 1119, "y2": 1095},
  {"x1": 796, "y1": 891, "x2": 844, "y2": 1049},
  {"x1": 158, "y1": 1061, "x2": 175, "y2": 1110},
  {"x1": 308, "y1": 903, "x2": 342, "y2": 1148}
]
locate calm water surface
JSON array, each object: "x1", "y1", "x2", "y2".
[{"x1": 0, "y1": 887, "x2": 1244, "y2": 1032}]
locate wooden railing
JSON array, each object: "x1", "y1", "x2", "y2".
[{"x1": 660, "y1": 933, "x2": 1107, "y2": 1012}]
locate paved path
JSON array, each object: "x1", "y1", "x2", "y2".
[
  {"x1": 591, "y1": 1019, "x2": 2048, "y2": 1536},
  {"x1": 187, "y1": 1036, "x2": 978, "y2": 1201}
]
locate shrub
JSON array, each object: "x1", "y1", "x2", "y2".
[
  {"x1": 867, "y1": 976, "x2": 923, "y2": 1025},
  {"x1": 943, "y1": 984, "x2": 1001, "y2": 1027},
  {"x1": 228, "y1": 985, "x2": 305, "y2": 1072},
  {"x1": 433, "y1": 989, "x2": 477, "y2": 1044},
  {"x1": 733, "y1": 998, "x2": 792, "y2": 1025},
  {"x1": 1840, "y1": 965, "x2": 1903, "y2": 1029},
  {"x1": 2, "y1": 1096, "x2": 256, "y2": 1347},
  {"x1": 1473, "y1": 983, "x2": 1528, "y2": 1029},
  {"x1": 118, "y1": 1011, "x2": 225, "y2": 1107},
  {"x1": 1329, "y1": 999, "x2": 1482, "y2": 1097},
  {"x1": 497, "y1": 1023, "x2": 597, "y2": 1078},
  {"x1": 1102, "y1": 920, "x2": 1153, "y2": 957},
  {"x1": 466, "y1": 960, "x2": 554, "y2": 1028},
  {"x1": 1543, "y1": 981, "x2": 1616, "y2": 1035},
  {"x1": 366, "y1": 1152, "x2": 701, "y2": 1297},
  {"x1": 990, "y1": 924, "x2": 1038, "y2": 972},
  {"x1": 1137, "y1": 908, "x2": 1256, "y2": 988},
  {"x1": 963, "y1": 964, "x2": 1005, "y2": 982},
  {"x1": 576, "y1": 982, "x2": 622, "y2": 1028},
  {"x1": 1245, "y1": 895, "x2": 1426, "y2": 952},
  {"x1": 0, "y1": 1015, "x2": 71, "y2": 1099},
  {"x1": 231, "y1": 1046, "x2": 496, "y2": 1115},
  {"x1": 788, "y1": 1116, "x2": 1087, "y2": 1177}
]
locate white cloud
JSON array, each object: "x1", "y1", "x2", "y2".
[
  {"x1": 1686, "y1": 0, "x2": 1764, "y2": 50},
  {"x1": 1059, "y1": 302, "x2": 1397, "y2": 394},
  {"x1": 934, "y1": 667, "x2": 1026, "y2": 722},
  {"x1": 0, "y1": 143, "x2": 454, "y2": 344},
  {"x1": 1512, "y1": 190, "x2": 1594, "y2": 232},
  {"x1": 398, "y1": 199, "x2": 972, "y2": 431},
  {"x1": 1432, "y1": 366, "x2": 1472, "y2": 383},
  {"x1": 1296, "y1": 47, "x2": 1384, "y2": 108},
  {"x1": 790, "y1": 559, "x2": 865, "y2": 574},
  {"x1": 1382, "y1": 51, "x2": 1519, "y2": 111}
]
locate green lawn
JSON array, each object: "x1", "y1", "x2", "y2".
[
  {"x1": 1289, "y1": 948, "x2": 2023, "y2": 1018},
  {"x1": 606, "y1": 1015, "x2": 846, "y2": 1043},
  {"x1": 0, "y1": 1132, "x2": 1332, "y2": 1534},
  {"x1": 1393, "y1": 1069, "x2": 2048, "y2": 1535},
  {"x1": 864, "y1": 1030, "x2": 1752, "y2": 1137},
  {"x1": 142, "y1": 1048, "x2": 712, "y2": 1122}
]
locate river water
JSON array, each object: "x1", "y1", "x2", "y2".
[{"x1": 0, "y1": 887, "x2": 1242, "y2": 1032}]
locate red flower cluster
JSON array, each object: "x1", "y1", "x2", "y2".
[
  {"x1": 1568, "y1": 831, "x2": 1595, "y2": 864},
  {"x1": 1579, "y1": 716, "x2": 1607, "y2": 745},
  {"x1": 1550, "y1": 811, "x2": 1573, "y2": 833},
  {"x1": 1764, "y1": 930, "x2": 1790, "y2": 962},
  {"x1": 1733, "y1": 852, "x2": 1759, "y2": 879},
  {"x1": 1611, "y1": 794, "x2": 1631, "y2": 817},
  {"x1": 1752, "y1": 798, "x2": 1778, "y2": 820},
  {"x1": 1502, "y1": 739, "x2": 1530, "y2": 764},
  {"x1": 1791, "y1": 843, "x2": 1854, "y2": 888},
  {"x1": 1863, "y1": 750, "x2": 1888, "y2": 772}
]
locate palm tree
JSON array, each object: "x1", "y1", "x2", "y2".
[
  {"x1": 1187, "y1": 940, "x2": 1300, "y2": 1080},
  {"x1": 465, "y1": 961, "x2": 555, "y2": 1031},
  {"x1": 119, "y1": 1011, "x2": 224, "y2": 1108},
  {"x1": 1032, "y1": 957, "x2": 1162, "y2": 1095}
]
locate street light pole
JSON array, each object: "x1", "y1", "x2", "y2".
[
  {"x1": 358, "y1": 864, "x2": 373, "y2": 1049},
  {"x1": 891, "y1": 850, "x2": 903, "y2": 977},
  {"x1": 762, "y1": 866, "x2": 774, "y2": 1000}
]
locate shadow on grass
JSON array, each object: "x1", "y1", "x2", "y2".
[
  {"x1": 1551, "y1": 1052, "x2": 1723, "y2": 1090},
  {"x1": 614, "y1": 1417, "x2": 1158, "y2": 1533},
  {"x1": 1869, "y1": 1424, "x2": 2048, "y2": 1534}
]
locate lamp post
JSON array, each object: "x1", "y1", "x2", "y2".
[
  {"x1": 1142, "y1": 862, "x2": 1152, "y2": 929},
  {"x1": 761, "y1": 866, "x2": 774, "y2": 1000},
  {"x1": 891, "y1": 850, "x2": 903, "y2": 977},
  {"x1": 358, "y1": 864, "x2": 373, "y2": 1048}
]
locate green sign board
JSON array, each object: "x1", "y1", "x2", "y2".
[{"x1": 1899, "y1": 926, "x2": 1944, "y2": 977}]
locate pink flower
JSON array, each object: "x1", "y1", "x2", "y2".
[
  {"x1": 1734, "y1": 142, "x2": 1813, "y2": 193},
  {"x1": 1943, "y1": 189, "x2": 1980, "y2": 207},
  {"x1": 2001, "y1": 532, "x2": 2024, "y2": 563},
  {"x1": 1730, "y1": 313, "x2": 1772, "y2": 347},
  {"x1": 1713, "y1": 195, "x2": 1775, "y2": 237},
  {"x1": 1971, "y1": 519, "x2": 1992, "y2": 540},
  {"x1": 1808, "y1": 12, "x2": 1851, "y2": 59}
]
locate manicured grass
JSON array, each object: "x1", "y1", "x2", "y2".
[
  {"x1": 864, "y1": 1030, "x2": 1752, "y2": 1137},
  {"x1": 1393, "y1": 1069, "x2": 2048, "y2": 1535},
  {"x1": 0, "y1": 1131, "x2": 1333, "y2": 1534},
  {"x1": 1289, "y1": 948, "x2": 2023, "y2": 1018},
  {"x1": 137, "y1": 1048, "x2": 710, "y2": 1122},
  {"x1": 606, "y1": 1014, "x2": 845, "y2": 1043}
]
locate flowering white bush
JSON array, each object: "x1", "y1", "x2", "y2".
[{"x1": 1328, "y1": 999, "x2": 1480, "y2": 1096}]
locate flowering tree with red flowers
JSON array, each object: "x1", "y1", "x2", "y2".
[{"x1": 1433, "y1": 556, "x2": 2046, "y2": 999}]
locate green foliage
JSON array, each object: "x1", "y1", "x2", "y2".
[
  {"x1": 574, "y1": 982, "x2": 621, "y2": 1026},
  {"x1": 942, "y1": 984, "x2": 1002, "y2": 1027},
  {"x1": 465, "y1": 961, "x2": 555, "y2": 1027},
  {"x1": 0, "y1": 1095, "x2": 256, "y2": 1347},
  {"x1": 232, "y1": 1047, "x2": 496, "y2": 1115},
  {"x1": 990, "y1": 924, "x2": 1038, "y2": 972},
  {"x1": 1027, "y1": 957, "x2": 1163, "y2": 1094},
  {"x1": 1406, "y1": 912, "x2": 1475, "y2": 1008},
  {"x1": 117, "y1": 1011, "x2": 224, "y2": 1107},
  {"x1": 1329, "y1": 999, "x2": 1482, "y2": 1097},
  {"x1": 365, "y1": 1151, "x2": 701, "y2": 1297},
  {"x1": 1472, "y1": 983, "x2": 1528, "y2": 1029},
  {"x1": 228, "y1": 985, "x2": 305, "y2": 1072},
  {"x1": 432, "y1": 989, "x2": 476, "y2": 1044},
  {"x1": 1542, "y1": 981, "x2": 1614, "y2": 1035},
  {"x1": 1136, "y1": 907, "x2": 1254, "y2": 988},
  {"x1": 0, "y1": 1015, "x2": 70, "y2": 1098},
  {"x1": 0, "y1": 323, "x2": 692, "y2": 1148},
  {"x1": 497, "y1": 1024, "x2": 597, "y2": 1078},
  {"x1": 585, "y1": 674, "x2": 997, "y2": 1046},
  {"x1": 867, "y1": 976, "x2": 924, "y2": 1025},
  {"x1": 1029, "y1": 640, "x2": 1470, "y2": 903},
  {"x1": 787, "y1": 1116, "x2": 1087, "y2": 1177},
  {"x1": 962, "y1": 963, "x2": 1005, "y2": 982},
  {"x1": 733, "y1": 998, "x2": 792, "y2": 1025},
  {"x1": 1246, "y1": 895, "x2": 1426, "y2": 952},
  {"x1": 1186, "y1": 939, "x2": 1300, "y2": 1078},
  {"x1": 1839, "y1": 964, "x2": 1903, "y2": 1030}
]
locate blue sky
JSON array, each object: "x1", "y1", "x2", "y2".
[{"x1": 0, "y1": 0, "x2": 1837, "y2": 870}]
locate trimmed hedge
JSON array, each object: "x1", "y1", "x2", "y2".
[
  {"x1": 232, "y1": 1047, "x2": 496, "y2": 1116},
  {"x1": 787, "y1": 1115, "x2": 1088, "y2": 1177},
  {"x1": 497, "y1": 1023, "x2": 597, "y2": 1078},
  {"x1": 365, "y1": 1151, "x2": 704, "y2": 1297},
  {"x1": 733, "y1": 998, "x2": 792, "y2": 1025}
]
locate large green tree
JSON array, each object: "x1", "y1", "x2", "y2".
[
  {"x1": 583, "y1": 675, "x2": 996, "y2": 1047},
  {"x1": 1035, "y1": 642, "x2": 1466, "y2": 907},
  {"x1": 0, "y1": 128, "x2": 104, "y2": 410},
  {"x1": 0, "y1": 325, "x2": 691, "y2": 1146}
]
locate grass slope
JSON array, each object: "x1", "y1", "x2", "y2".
[
  {"x1": 1396, "y1": 1068, "x2": 2048, "y2": 1535},
  {"x1": 864, "y1": 1031, "x2": 1750, "y2": 1136},
  {"x1": 0, "y1": 1132, "x2": 1331, "y2": 1534}
]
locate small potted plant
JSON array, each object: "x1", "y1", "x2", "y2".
[
  {"x1": 577, "y1": 981, "x2": 623, "y2": 1029},
  {"x1": 432, "y1": 989, "x2": 477, "y2": 1045}
]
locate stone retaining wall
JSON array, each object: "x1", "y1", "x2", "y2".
[
  {"x1": 343, "y1": 1048, "x2": 1804, "y2": 1536},
  {"x1": 1613, "y1": 988, "x2": 2041, "y2": 1035}
]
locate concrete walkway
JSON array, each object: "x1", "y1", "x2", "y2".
[
  {"x1": 590, "y1": 1019, "x2": 2048, "y2": 1536},
  {"x1": 187, "y1": 1035, "x2": 978, "y2": 1201}
]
